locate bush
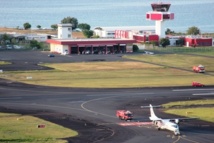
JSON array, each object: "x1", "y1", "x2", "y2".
[
  {"x1": 30, "y1": 40, "x2": 41, "y2": 49},
  {"x1": 160, "y1": 38, "x2": 170, "y2": 48},
  {"x1": 133, "y1": 45, "x2": 139, "y2": 52}
]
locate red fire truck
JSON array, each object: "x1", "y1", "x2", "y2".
[
  {"x1": 116, "y1": 110, "x2": 133, "y2": 121},
  {"x1": 193, "y1": 65, "x2": 205, "y2": 73},
  {"x1": 192, "y1": 81, "x2": 205, "y2": 87}
]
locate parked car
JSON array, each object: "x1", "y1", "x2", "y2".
[
  {"x1": 144, "y1": 51, "x2": 154, "y2": 55},
  {"x1": 83, "y1": 50, "x2": 91, "y2": 54},
  {"x1": 13, "y1": 45, "x2": 22, "y2": 49},
  {"x1": 6, "y1": 45, "x2": 13, "y2": 49},
  {"x1": 48, "y1": 54, "x2": 55, "y2": 57}
]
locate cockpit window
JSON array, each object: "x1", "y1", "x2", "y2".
[{"x1": 172, "y1": 125, "x2": 178, "y2": 128}]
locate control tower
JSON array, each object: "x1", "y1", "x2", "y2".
[{"x1": 146, "y1": 2, "x2": 174, "y2": 38}]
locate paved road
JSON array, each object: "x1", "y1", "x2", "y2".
[
  {"x1": 0, "y1": 51, "x2": 214, "y2": 143},
  {"x1": 0, "y1": 82, "x2": 214, "y2": 143},
  {"x1": 0, "y1": 51, "x2": 131, "y2": 71}
]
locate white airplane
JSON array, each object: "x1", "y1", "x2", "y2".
[{"x1": 149, "y1": 104, "x2": 197, "y2": 135}]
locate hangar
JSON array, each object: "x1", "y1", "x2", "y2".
[
  {"x1": 46, "y1": 24, "x2": 136, "y2": 55},
  {"x1": 47, "y1": 38, "x2": 135, "y2": 54}
]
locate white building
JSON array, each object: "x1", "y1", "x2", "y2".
[
  {"x1": 94, "y1": 26, "x2": 155, "y2": 38},
  {"x1": 25, "y1": 34, "x2": 54, "y2": 42},
  {"x1": 57, "y1": 24, "x2": 72, "y2": 39}
]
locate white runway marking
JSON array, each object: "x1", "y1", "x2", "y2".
[
  {"x1": 1, "y1": 102, "x2": 84, "y2": 111},
  {"x1": 173, "y1": 88, "x2": 214, "y2": 92},
  {"x1": 81, "y1": 93, "x2": 154, "y2": 119},
  {"x1": 193, "y1": 92, "x2": 214, "y2": 96}
]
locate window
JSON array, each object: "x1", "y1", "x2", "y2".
[
  {"x1": 107, "y1": 32, "x2": 115, "y2": 35},
  {"x1": 68, "y1": 34, "x2": 71, "y2": 38}
]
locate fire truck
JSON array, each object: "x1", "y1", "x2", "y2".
[
  {"x1": 192, "y1": 81, "x2": 205, "y2": 87},
  {"x1": 193, "y1": 65, "x2": 205, "y2": 73},
  {"x1": 116, "y1": 110, "x2": 133, "y2": 121}
]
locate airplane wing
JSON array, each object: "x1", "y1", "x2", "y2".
[
  {"x1": 149, "y1": 116, "x2": 162, "y2": 121},
  {"x1": 166, "y1": 117, "x2": 198, "y2": 124},
  {"x1": 169, "y1": 117, "x2": 198, "y2": 122}
]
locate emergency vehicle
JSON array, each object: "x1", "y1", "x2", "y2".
[
  {"x1": 193, "y1": 65, "x2": 205, "y2": 73},
  {"x1": 192, "y1": 81, "x2": 205, "y2": 87},
  {"x1": 116, "y1": 110, "x2": 133, "y2": 121}
]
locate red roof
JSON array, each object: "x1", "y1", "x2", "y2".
[{"x1": 47, "y1": 38, "x2": 136, "y2": 46}]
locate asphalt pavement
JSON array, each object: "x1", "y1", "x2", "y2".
[{"x1": 0, "y1": 50, "x2": 214, "y2": 143}]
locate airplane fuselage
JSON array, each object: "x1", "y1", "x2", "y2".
[{"x1": 154, "y1": 120, "x2": 180, "y2": 135}]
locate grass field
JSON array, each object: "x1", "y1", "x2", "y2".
[
  {"x1": 145, "y1": 46, "x2": 214, "y2": 56},
  {"x1": 0, "y1": 46, "x2": 213, "y2": 88},
  {"x1": 163, "y1": 99, "x2": 214, "y2": 123},
  {"x1": 124, "y1": 52, "x2": 214, "y2": 75},
  {"x1": 0, "y1": 61, "x2": 10, "y2": 65},
  {"x1": 0, "y1": 113, "x2": 78, "y2": 143},
  {"x1": 2, "y1": 61, "x2": 214, "y2": 88},
  {"x1": 165, "y1": 108, "x2": 214, "y2": 123},
  {"x1": 163, "y1": 99, "x2": 214, "y2": 108},
  {"x1": 0, "y1": 27, "x2": 85, "y2": 38}
]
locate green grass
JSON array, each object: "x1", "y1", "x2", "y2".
[
  {"x1": 165, "y1": 108, "x2": 214, "y2": 123},
  {"x1": 163, "y1": 99, "x2": 214, "y2": 123},
  {"x1": 2, "y1": 61, "x2": 214, "y2": 88},
  {"x1": 0, "y1": 113, "x2": 78, "y2": 143},
  {"x1": 0, "y1": 61, "x2": 10, "y2": 65},
  {"x1": 162, "y1": 99, "x2": 214, "y2": 108},
  {"x1": 1, "y1": 49, "x2": 214, "y2": 88},
  {"x1": 124, "y1": 53, "x2": 214, "y2": 75},
  {"x1": 145, "y1": 46, "x2": 214, "y2": 56}
]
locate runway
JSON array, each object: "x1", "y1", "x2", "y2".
[
  {"x1": 0, "y1": 51, "x2": 214, "y2": 143},
  {"x1": 0, "y1": 83, "x2": 214, "y2": 143}
]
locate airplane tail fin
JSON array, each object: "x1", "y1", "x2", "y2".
[{"x1": 149, "y1": 104, "x2": 160, "y2": 120}]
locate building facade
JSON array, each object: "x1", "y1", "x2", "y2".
[
  {"x1": 57, "y1": 24, "x2": 72, "y2": 39},
  {"x1": 47, "y1": 38, "x2": 135, "y2": 54},
  {"x1": 94, "y1": 26, "x2": 155, "y2": 38}
]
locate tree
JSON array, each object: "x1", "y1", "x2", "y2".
[
  {"x1": 23, "y1": 22, "x2": 31, "y2": 30},
  {"x1": 165, "y1": 28, "x2": 175, "y2": 35},
  {"x1": 133, "y1": 45, "x2": 139, "y2": 52},
  {"x1": 82, "y1": 30, "x2": 93, "y2": 38},
  {"x1": 30, "y1": 40, "x2": 41, "y2": 49},
  {"x1": 0, "y1": 34, "x2": 12, "y2": 44},
  {"x1": 37, "y1": 25, "x2": 41, "y2": 29},
  {"x1": 61, "y1": 17, "x2": 78, "y2": 30},
  {"x1": 176, "y1": 38, "x2": 184, "y2": 46},
  {"x1": 160, "y1": 38, "x2": 170, "y2": 48},
  {"x1": 187, "y1": 26, "x2": 200, "y2": 35},
  {"x1": 51, "y1": 24, "x2": 58, "y2": 30},
  {"x1": 78, "y1": 23, "x2": 91, "y2": 31}
]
